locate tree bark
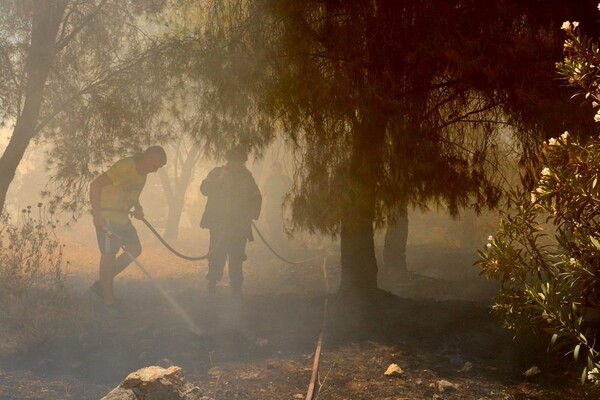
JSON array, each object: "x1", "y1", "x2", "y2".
[
  {"x1": 163, "y1": 190, "x2": 186, "y2": 240},
  {"x1": 338, "y1": 111, "x2": 387, "y2": 295},
  {"x1": 339, "y1": 195, "x2": 378, "y2": 294},
  {"x1": 0, "y1": 1, "x2": 67, "y2": 212},
  {"x1": 383, "y1": 198, "x2": 409, "y2": 274},
  {"x1": 159, "y1": 143, "x2": 201, "y2": 240}
]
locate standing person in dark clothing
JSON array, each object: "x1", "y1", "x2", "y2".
[{"x1": 200, "y1": 146, "x2": 262, "y2": 296}]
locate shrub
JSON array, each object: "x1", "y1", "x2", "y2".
[
  {"x1": 0, "y1": 204, "x2": 67, "y2": 354},
  {"x1": 478, "y1": 12, "x2": 600, "y2": 384},
  {"x1": 477, "y1": 134, "x2": 600, "y2": 383}
]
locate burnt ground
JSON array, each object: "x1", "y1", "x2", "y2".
[{"x1": 1, "y1": 234, "x2": 600, "y2": 400}]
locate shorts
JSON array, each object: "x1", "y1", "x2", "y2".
[{"x1": 96, "y1": 220, "x2": 140, "y2": 255}]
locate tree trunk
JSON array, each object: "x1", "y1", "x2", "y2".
[
  {"x1": 163, "y1": 191, "x2": 186, "y2": 240},
  {"x1": 159, "y1": 143, "x2": 201, "y2": 240},
  {"x1": 383, "y1": 198, "x2": 409, "y2": 274},
  {"x1": 0, "y1": 1, "x2": 67, "y2": 212},
  {"x1": 339, "y1": 197, "x2": 378, "y2": 294},
  {"x1": 338, "y1": 112, "x2": 387, "y2": 296}
]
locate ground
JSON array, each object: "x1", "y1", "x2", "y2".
[{"x1": 1, "y1": 225, "x2": 599, "y2": 400}]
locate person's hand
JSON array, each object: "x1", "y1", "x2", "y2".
[
  {"x1": 132, "y1": 207, "x2": 144, "y2": 220},
  {"x1": 93, "y1": 213, "x2": 106, "y2": 230}
]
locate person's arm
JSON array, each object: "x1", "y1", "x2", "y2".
[
  {"x1": 200, "y1": 167, "x2": 225, "y2": 196},
  {"x1": 132, "y1": 200, "x2": 144, "y2": 220},
  {"x1": 90, "y1": 173, "x2": 113, "y2": 229}
]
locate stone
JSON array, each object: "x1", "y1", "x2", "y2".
[
  {"x1": 523, "y1": 366, "x2": 541, "y2": 378},
  {"x1": 460, "y1": 361, "x2": 473, "y2": 373},
  {"x1": 207, "y1": 366, "x2": 223, "y2": 376},
  {"x1": 101, "y1": 365, "x2": 205, "y2": 400},
  {"x1": 384, "y1": 363, "x2": 404, "y2": 377},
  {"x1": 436, "y1": 379, "x2": 459, "y2": 392}
]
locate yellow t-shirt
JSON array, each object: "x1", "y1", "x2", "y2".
[{"x1": 100, "y1": 156, "x2": 146, "y2": 224}]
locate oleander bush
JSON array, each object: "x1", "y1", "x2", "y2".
[{"x1": 478, "y1": 15, "x2": 600, "y2": 384}]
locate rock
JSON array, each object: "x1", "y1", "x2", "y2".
[
  {"x1": 460, "y1": 361, "x2": 473, "y2": 373},
  {"x1": 101, "y1": 365, "x2": 205, "y2": 400},
  {"x1": 384, "y1": 363, "x2": 404, "y2": 377},
  {"x1": 436, "y1": 379, "x2": 459, "y2": 392},
  {"x1": 207, "y1": 367, "x2": 223, "y2": 376},
  {"x1": 523, "y1": 366, "x2": 541, "y2": 378}
]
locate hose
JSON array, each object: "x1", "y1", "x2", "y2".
[
  {"x1": 251, "y1": 221, "x2": 323, "y2": 265},
  {"x1": 139, "y1": 217, "x2": 209, "y2": 261}
]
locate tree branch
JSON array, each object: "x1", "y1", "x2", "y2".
[{"x1": 55, "y1": 0, "x2": 110, "y2": 53}]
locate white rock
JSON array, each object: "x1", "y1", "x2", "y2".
[
  {"x1": 523, "y1": 366, "x2": 541, "y2": 377},
  {"x1": 207, "y1": 367, "x2": 223, "y2": 376},
  {"x1": 460, "y1": 361, "x2": 473, "y2": 372},
  {"x1": 437, "y1": 379, "x2": 459, "y2": 392},
  {"x1": 384, "y1": 363, "x2": 404, "y2": 377},
  {"x1": 101, "y1": 365, "x2": 204, "y2": 400}
]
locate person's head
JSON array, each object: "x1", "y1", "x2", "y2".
[
  {"x1": 138, "y1": 145, "x2": 167, "y2": 174},
  {"x1": 225, "y1": 146, "x2": 248, "y2": 166}
]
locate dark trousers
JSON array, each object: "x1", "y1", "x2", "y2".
[{"x1": 206, "y1": 228, "x2": 248, "y2": 289}]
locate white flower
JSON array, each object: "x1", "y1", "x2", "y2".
[
  {"x1": 573, "y1": 21, "x2": 579, "y2": 29},
  {"x1": 531, "y1": 192, "x2": 537, "y2": 203},
  {"x1": 562, "y1": 21, "x2": 571, "y2": 31},
  {"x1": 561, "y1": 131, "x2": 569, "y2": 140},
  {"x1": 486, "y1": 243, "x2": 492, "y2": 249},
  {"x1": 595, "y1": 109, "x2": 600, "y2": 122},
  {"x1": 488, "y1": 235, "x2": 494, "y2": 242},
  {"x1": 569, "y1": 258, "x2": 577, "y2": 266},
  {"x1": 548, "y1": 137, "x2": 558, "y2": 145},
  {"x1": 598, "y1": 3, "x2": 600, "y2": 11},
  {"x1": 541, "y1": 167, "x2": 551, "y2": 176}
]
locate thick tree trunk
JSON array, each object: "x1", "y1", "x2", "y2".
[
  {"x1": 383, "y1": 199, "x2": 409, "y2": 274},
  {"x1": 0, "y1": 1, "x2": 67, "y2": 212},
  {"x1": 338, "y1": 112, "x2": 387, "y2": 296},
  {"x1": 339, "y1": 197, "x2": 378, "y2": 294}
]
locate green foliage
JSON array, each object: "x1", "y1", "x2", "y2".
[
  {"x1": 478, "y1": 134, "x2": 600, "y2": 383},
  {"x1": 0, "y1": 204, "x2": 67, "y2": 354},
  {"x1": 480, "y1": 14, "x2": 600, "y2": 383}
]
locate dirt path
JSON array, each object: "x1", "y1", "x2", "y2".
[{"x1": 1, "y1": 238, "x2": 599, "y2": 399}]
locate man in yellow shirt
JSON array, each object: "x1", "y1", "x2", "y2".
[{"x1": 89, "y1": 146, "x2": 167, "y2": 307}]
